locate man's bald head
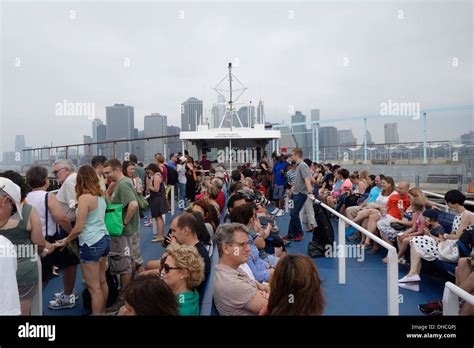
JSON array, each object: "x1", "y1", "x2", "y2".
[{"x1": 397, "y1": 181, "x2": 410, "y2": 195}]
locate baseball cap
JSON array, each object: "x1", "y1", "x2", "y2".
[
  {"x1": 422, "y1": 209, "x2": 438, "y2": 221},
  {"x1": 170, "y1": 153, "x2": 177, "y2": 158},
  {"x1": 0, "y1": 177, "x2": 23, "y2": 219}
]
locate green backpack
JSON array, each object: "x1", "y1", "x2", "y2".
[{"x1": 105, "y1": 203, "x2": 124, "y2": 236}]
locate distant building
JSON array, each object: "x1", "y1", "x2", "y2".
[
  {"x1": 310, "y1": 109, "x2": 320, "y2": 122},
  {"x1": 97, "y1": 124, "x2": 107, "y2": 156},
  {"x1": 319, "y1": 126, "x2": 338, "y2": 156},
  {"x1": 132, "y1": 130, "x2": 146, "y2": 162},
  {"x1": 92, "y1": 119, "x2": 104, "y2": 155},
  {"x1": 384, "y1": 122, "x2": 399, "y2": 144},
  {"x1": 2, "y1": 152, "x2": 16, "y2": 165},
  {"x1": 291, "y1": 111, "x2": 307, "y2": 152},
  {"x1": 181, "y1": 97, "x2": 203, "y2": 131},
  {"x1": 144, "y1": 113, "x2": 167, "y2": 163},
  {"x1": 106, "y1": 104, "x2": 135, "y2": 160},
  {"x1": 338, "y1": 129, "x2": 357, "y2": 146},
  {"x1": 237, "y1": 105, "x2": 256, "y2": 128},
  {"x1": 23, "y1": 146, "x2": 33, "y2": 165},
  {"x1": 211, "y1": 105, "x2": 220, "y2": 129},
  {"x1": 366, "y1": 130, "x2": 375, "y2": 145},
  {"x1": 167, "y1": 125, "x2": 181, "y2": 155},
  {"x1": 257, "y1": 100, "x2": 265, "y2": 124},
  {"x1": 15, "y1": 135, "x2": 25, "y2": 153},
  {"x1": 216, "y1": 94, "x2": 226, "y2": 128}
]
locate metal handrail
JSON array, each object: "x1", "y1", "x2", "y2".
[
  {"x1": 442, "y1": 281, "x2": 474, "y2": 315},
  {"x1": 422, "y1": 190, "x2": 474, "y2": 206},
  {"x1": 310, "y1": 197, "x2": 399, "y2": 315}
]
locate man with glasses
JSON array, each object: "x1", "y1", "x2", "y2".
[
  {"x1": 49, "y1": 159, "x2": 80, "y2": 310},
  {"x1": 214, "y1": 223, "x2": 269, "y2": 316},
  {"x1": 168, "y1": 213, "x2": 210, "y2": 299},
  {"x1": 103, "y1": 159, "x2": 139, "y2": 296}
]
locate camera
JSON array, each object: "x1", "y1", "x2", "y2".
[{"x1": 237, "y1": 189, "x2": 271, "y2": 206}]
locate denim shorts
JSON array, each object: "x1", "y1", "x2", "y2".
[{"x1": 80, "y1": 235, "x2": 111, "y2": 263}]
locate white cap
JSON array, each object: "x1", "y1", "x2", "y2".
[
  {"x1": 179, "y1": 156, "x2": 187, "y2": 163},
  {"x1": 0, "y1": 177, "x2": 23, "y2": 219}
]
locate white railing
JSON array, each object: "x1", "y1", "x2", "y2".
[
  {"x1": 422, "y1": 190, "x2": 474, "y2": 209},
  {"x1": 442, "y1": 281, "x2": 474, "y2": 315},
  {"x1": 31, "y1": 257, "x2": 43, "y2": 315},
  {"x1": 309, "y1": 197, "x2": 399, "y2": 315}
]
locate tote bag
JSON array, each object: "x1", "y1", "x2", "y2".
[{"x1": 105, "y1": 203, "x2": 124, "y2": 236}]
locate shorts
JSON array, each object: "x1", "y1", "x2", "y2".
[
  {"x1": 108, "y1": 235, "x2": 133, "y2": 275},
  {"x1": 18, "y1": 282, "x2": 37, "y2": 300},
  {"x1": 273, "y1": 185, "x2": 285, "y2": 200},
  {"x1": 80, "y1": 235, "x2": 111, "y2": 263}
]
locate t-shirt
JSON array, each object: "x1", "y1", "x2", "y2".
[
  {"x1": 160, "y1": 164, "x2": 168, "y2": 185},
  {"x1": 386, "y1": 193, "x2": 411, "y2": 220},
  {"x1": 56, "y1": 172, "x2": 77, "y2": 222},
  {"x1": 293, "y1": 161, "x2": 311, "y2": 194},
  {"x1": 177, "y1": 164, "x2": 187, "y2": 184},
  {"x1": 195, "y1": 241, "x2": 211, "y2": 300},
  {"x1": 167, "y1": 160, "x2": 177, "y2": 170},
  {"x1": 0, "y1": 236, "x2": 21, "y2": 315},
  {"x1": 334, "y1": 178, "x2": 352, "y2": 197},
  {"x1": 272, "y1": 161, "x2": 288, "y2": 186},
  {"x1": 176, "y1": 289, "x2": 200, "y2": 316},
  {"x1": 367, "y1": 186, "x2": 382, "y2": 205},
  {"x1": 111, "y1": 177, "x2": 139, "y2": 236},
  {"x1": 214, "y1": 264, "x2": 258, "y2": 316},
  {"x1": 216, "y1": 191, "x2": 225, "y2": 211}
]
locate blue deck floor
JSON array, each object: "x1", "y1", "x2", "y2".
[{"x1": 42, "y1": 205, "x2": 448, "y2": 316}]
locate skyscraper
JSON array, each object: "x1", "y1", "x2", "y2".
[
  {"x1": 97, "y1": 124, "x2": 107, "y2": 156},
  {"x1": 133, "y1": 130, "x2": 146, "y2": 162},
  {"x1": 181, "y1": 97, "x2": 203, "y2": 131},
  {"x1": 338, "y1": 129, "x2": 357, "y2": 146},
  {"x1": 15, "y1": 135, "x2": 25, "y2": 153},
  {"x1": 217, "y1": 94, "x2": 226, "y2": 127},
  {"x1": 311, "y1": 109, "x2": 320, "y2": 122},
  {"x1": 144, "y1": 113, "x2": 167, "y2": 163},
  {"x1": 237, "y1": 105, "x2": 256, "y2": 128},
  {"x1": 257, "y1": 100, "x2": 265, "y2": 124},
  {"x1": 167, "y1": 125, "x2": 181, "y2": 155},
  {"x1": 92, "y1": 118, "x2": 104, "y2": 155},
  {"x1": 384, "y1": 122, "x2": 399, "y2": 144},
  {"x1": 211, "y1": 105, "x2": 219, "y2": 129},
  {"x1": 319, "y1": 126, "x2": 338, "y2": 157},
  {"x1": 106, "y1": 104, "x2": 134, "y2": 159},
  {"x1": 291, "y1": 111, "x2": 307, "y2": 151}
]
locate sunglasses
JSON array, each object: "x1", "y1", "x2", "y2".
[{"x1": 161, "y1": 263, "x2": 181, "y2": 274}]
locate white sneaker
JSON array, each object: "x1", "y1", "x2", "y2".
[
  {"x1": 53, "y1": 289, "x2": 79, "y2": 301},
  {"x1": 270, "y1": 208, "x2": 279, "y2": 215},
  {"x1": 398, "y1": 282, "x2": 420, "y2": 292},
  {"x1": 275, "y1": 209, "x2": 285, "y2": 217},
  {"x1": 48, "y1": 293, "x2": 77, "y2": 310},
  {"x1": 398, "y1": 274, "x2": 421, "y2": 283}
]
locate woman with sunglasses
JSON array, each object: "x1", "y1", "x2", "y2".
[{"x1": 160, "y1": 243, "x2": 205, "y2": 316}]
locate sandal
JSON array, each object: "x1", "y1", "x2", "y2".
[{"x1": 151, "y1": 237, "x2": 164, "y2": 243}]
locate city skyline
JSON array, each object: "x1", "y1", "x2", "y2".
[{"x1": 1, "y1": 1, "x2": 472, "y2": 156}]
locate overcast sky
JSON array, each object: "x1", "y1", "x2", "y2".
[{"x1": 1, "y1": 0, "x2": 473, "y2": 155}]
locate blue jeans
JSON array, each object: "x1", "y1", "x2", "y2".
[
  {"x1": 178, "y1": 183, "x2": 187, "y2": 209},
  {"x1": 287, "y1": 193, "x2": 307, "y2": 238}
]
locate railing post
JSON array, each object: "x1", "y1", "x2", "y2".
[
  {"x1": 415, "y1": 175, "x2": 420, "y2": 188},
  {"x1": 31, "y1": 257, "x2": 43, "y2": 315},
  {"x1": 284, "y1": 194, "x2": 289, "y2": 214},
  {"x1": 170, "y1": 185, "x2": 175, "y2": 216},
  {"x1": 387, "y1": 247, "x2": 399, "y2": 315},
  {"x1": 457, "y1": 174, "x2": 463, "y2": 191},
  {"x1": 442, "y1": 283, "x2": 460, "y2": 315},
  {"x1": 338, "y1": 217, "x2": 346, "y2": 284}
]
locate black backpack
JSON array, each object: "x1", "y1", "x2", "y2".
[
  {"x1": 308, "y1": 202, "x2": 335, "y2": 258},
  {"x1": 82, "y1": 268, "x2": 119, "y2": 314},
  {"x1": 166, "y1": 165, "x2": 178, "y2": 185}
]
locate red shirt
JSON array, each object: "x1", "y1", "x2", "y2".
[
  {"x1": 386, "y1": 193, "x2": 410, "y2": 219},
  {"x1": 216, "y1": 191, "x2": 225, "y2": 211}
]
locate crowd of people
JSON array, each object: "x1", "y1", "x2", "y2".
[{"x1": 0, "y1": 145, "x2": 472, "y2": 316}]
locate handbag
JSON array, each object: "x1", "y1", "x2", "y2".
[
  {"x1": 390, "y1": 222, "x2": 408, "y2": 231},
  {"x1": 437, "y1": 239, "x2": 459, "y2": 262},
  {"x1": 105, "y1": 203, "x2": 124, "y2": 236}
]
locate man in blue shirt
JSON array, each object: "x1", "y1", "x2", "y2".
[
  {"x1": 271, "y1": 154, "x2": 288, "y2": 217},
  {"x1": 167, "y1": 154, "x2": 177, "y2": 170}
]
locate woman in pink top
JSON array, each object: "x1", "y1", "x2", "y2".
[{"x1": 326, "y1": 169, "x2": 352, "y2": 208}]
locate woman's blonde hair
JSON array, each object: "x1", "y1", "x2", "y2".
[
  {"x1": 408, "y1": 188, "x2": 428, "y2": 206},
  {"x1": 165, "y1": 243, "x2": 205, "y2": 289}
]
